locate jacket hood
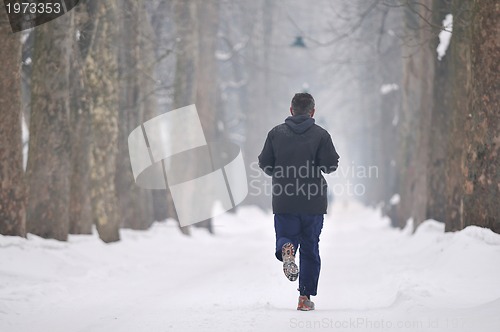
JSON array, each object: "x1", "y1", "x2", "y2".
[{"x1": 285, "y1": 114, "x2": 315, "y2": 134}]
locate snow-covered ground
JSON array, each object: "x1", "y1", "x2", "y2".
[{"x1": 1, "y1": 202, "x2": 500, "y2": 332}]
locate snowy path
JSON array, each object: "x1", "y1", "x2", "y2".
[{"x1": 1, "y1": 202, "x2": 500, "y2": 332}]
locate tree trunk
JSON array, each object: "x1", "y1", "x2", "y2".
[
  {"x1": 356, "y1": 3, "x2": 384, "y2": 207},
  {"x1": 463, "y1": 0, "x2": 500, "y2": 232},
  {"x1": 242, "y1": 0, "x2": 275, "y2": 209},
  {"x1": 149, "y1": 0, "x2": 175, "y2": 223},
  {"x1": 400, "y1": 0, "x2": 498, "y2": 233},
  {"x1": 193, "y1": 0, "x2": 220, "y2": 233},
  {"x1": 26, "y1": 12, "x2": 73, "y2": 241},
  {"x1": 196, "y1": 0, "x2": 219, "y2": 144},
  {"x1": 68, "y1": 2, "x2": 93, "y2": 234},
  {"x1": 426, "y1": 1, "x2": 454, "y2": 224},
  {"x1": 85, "y1": 0, "x2": 120, "y2": 243},
  {"x1": 169, "y1": 0, "x2": 200, "y2": 234},
  {"x1": 435, "y1": 0, "x2": 471, "y2": 231},
  {"x1": 115, "y1": 0, "x2": 154, "y2": 230},
  {"x1": 137, "y1": 2, "x2": 157, "y2": 226},
  {"x1": 68, "y1": 58, "x2": 93, "y2": 234},
  {"x1": 0, "y1": 15, "x2": 26, "y2": 237},
  {"x1": 396, "y1": 0, "x2": 435, "y2": 229}
]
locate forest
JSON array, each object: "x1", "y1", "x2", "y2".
[{"x1": 0, "y1": 0, "x2": 498, "y2": 243}]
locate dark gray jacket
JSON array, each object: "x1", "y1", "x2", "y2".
[{"x1": 258, "y1": 115, "x2": 340, "y2": 214}]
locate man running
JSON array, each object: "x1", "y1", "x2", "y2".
[{"x1": 258, "y1": 92, "x2": 340, "y2": 311}]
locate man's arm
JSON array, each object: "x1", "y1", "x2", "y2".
[
  {"x1": 317, "y1": 133, "x2": 340, "y2": 174},
  {"x1": 258, "y1": 132, "x2": 275, "y2": 176}
]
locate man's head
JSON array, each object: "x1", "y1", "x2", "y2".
[{"x1": 290, "y1": 93, "x2": 315, "y2": 117}]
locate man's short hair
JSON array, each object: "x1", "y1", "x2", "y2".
[{"x1": 291, "y1": 93, "x2": 315, "y2": 115}]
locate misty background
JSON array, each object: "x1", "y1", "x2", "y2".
[{"x1": 0, "y1": 0, "x2": 498, "y2": 242}]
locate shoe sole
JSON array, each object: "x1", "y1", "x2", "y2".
[
  {"x1": 282, "y1": 243, "x2": 298, "y2": 282},
  {"x1": 297, "y1": 306, "x2": 315, "y2": 311}
]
